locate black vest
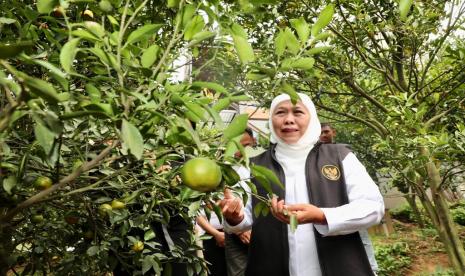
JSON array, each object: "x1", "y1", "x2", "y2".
[{"x1": 246, "y1": 143, "x2": 374, "y2": 276}]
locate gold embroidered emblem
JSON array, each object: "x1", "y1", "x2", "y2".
[{"x1": 321, "y1": 165, "x2": 340, "y2": 181}]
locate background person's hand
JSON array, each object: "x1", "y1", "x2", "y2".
[
  {"x1": 218, "y1": 188, "x2": 244, "y2": 225},
  {"x1": 285, "y1": 204, "x2": 326, "y2": 224},
  {"x1": 238, "y1": 230, "x2": 251, "y2": 245},
  {"x1": 214, "y1": 231, "x2": 225, "y2": 247}
]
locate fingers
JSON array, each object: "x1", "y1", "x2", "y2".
[
  {"x1": 270, "y1": 196, "x2": 289, "y2": 223},
  {"x1": 224, "y1": 188, "x2": 233, "y2": 199}
]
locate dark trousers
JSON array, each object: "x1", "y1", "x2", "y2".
[
  {"x1": 224, "y1": 233, "x2": 248, "y2": 276},
  {"x1": 203, "y1": 236, "x2": 227, "y2": 276}
]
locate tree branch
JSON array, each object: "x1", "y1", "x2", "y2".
[{"x1": 0, "y1": 141, "x2": 119, "y2": 224}]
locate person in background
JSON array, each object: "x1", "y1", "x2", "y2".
[
  {"x1": 226, "y1": 128, "x2": 255, "y2": 276},
  {"x1": 219, "y1": 93, "x2": 384, "y2": 276},
  {"x1": 319, "y1": 122, "x2": 379, "y2": 274},
  {"x1": 319, "y1": 122, "x2": 337, "y2": 144},
  {"x1": 197, "y1": 206, "x2": 227, "y2": 276},
  {"x1": 196, "y1": 128, "x2": 256, "y2": 276}
]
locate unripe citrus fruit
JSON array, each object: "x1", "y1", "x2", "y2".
[
  {"x1": 31, "y1": 214, "x2": 44, "y2": 223},
  {"x1": 180, "y1": 157, "x2": 222, "y2": 192},
  {"x1": 111, "y1": 199, "x2": 125, "y2": 210},
  {"x1": 99, "y1": 0, "x2": 113, "y2": 13},
  {"x1": 98, "y1": 203, "x2": 112, "y2": 216},
  {"x1": 34, "y1": 176, "x2": 52, "y2": 190},
  {"x1": 132, "y1": 241, "x2": 144, "y2": 252}
]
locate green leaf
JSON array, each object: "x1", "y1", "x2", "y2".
[
  {"x1": 232, "y1": 35, "x2": 255, "y2": 64},
  {"x1": 126, "y1": 24, "x2": 162, "y2": 45},
  {"x1": 141, "y1": 45, "x2": 160, "y2": 68},
  {"x1": 307, "y1": 46, "x2": 332, "y2": 55},
  {"x1": 254, "y1": 174, "x2": 273, "y2": 195},
  {"x1": 34, "y1": 123, "x2": 55, "y2": 154},
  {"x1": 275, "y1": 30, "x2": 286, "y2": 57},
  {"x1": 182, "y1": 4, "x2": 196, "y2": 28},
  {"x1": 60, "y1": 38, "x2": 80, "y2": 73},
  {"x1": 37, "y1": 0, "x2": 58, "y2": 14},
  {"x1": 85, "y1": 83, "x2": 101, "y2": 102},
  {"x1": 224, "y1": 114, "x2": 248, "y2": 140},
  {"x1": 184, "y1": 102, "x2": 207, "y2": 121},
  {"x1": 3, "y1": 175, "x2": 17, "y2": 194},
  {"x1": 142, "y1": 255, "x2": 160, "y2": 275},
  {"x1": 284, "y1": 28, "x2": 300, "y2": 55},
  {"x1": 167, "y1": 0, "x2": 180, "y2": 8},
  {"x1": 254, "y1": 201, "x2": 266, "y2": 218},
  {"x1": 312, "y1": 31, "x2": 331, "y2": 43},
  {"x1": 290, "y1": 17, "x2": 310, "y2": 43},
  {"x1": 0, "y1": 17, "x2": 16, "y2": 24},
  {"x1": 86, "y1": 245, "x2": 99, "y2": 256},
  {"x1": 251, "y1": 165, "x2": 284, "y2": 190},
  {"x1": 24, "y1": 77, "x2": 61, "y2": 103},
  {"x1": 290, "y1": 214, "x2": 298, "y2": 232},
  {"x1": 221, "y1": 165, "x2": 241, "y2": 185},
  {"x1": 230, "y1": 95, "x2": 250, "y2": 102},
  {"x1": 231, "y1": 23, "x2": 248, "y2": 38},
  {"x1": 71, "y1": 29, "x2": 100, "y2": 42},
  {"x1": 311, "y1": 4, "x2": 334, "y2": 37},
  {"x1": 212, "y1": 98, "x2": 231, "y2": 112},
  {"x1": 84, "y1": 21, "x2": 105, "y2": 38},
  {"x1": 188, "y1": 31, "x2": 216, "y2": 47},
  {"x1": 246, "y1": 72, "x2": 268, "y2": 80},
  {"x1": 281, "y1": 82, "x2": 299, "y2": 105},
  {"x1": 399, "y1": 0, "x2": 413, "y2": 21},
  {"x1": 291, "y1": 57, "x2": 315, "y2": 70},
  {"x1": 184, "y1": 16, "x2": 205, "y2": 41},
  {"x1": 121, "y1": 119, "x2": 144, "y2": 159}
]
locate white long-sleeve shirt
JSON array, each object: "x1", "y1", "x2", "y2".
[{"x1": 224, "y1": 147, "x2": 384, "y2": 276}]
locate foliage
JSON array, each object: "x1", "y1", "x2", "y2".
[
  {"x1": 0, "y1": 0, "x2": 282, "y2": 273},
  {"x1": 451, "y1": 202, "x2": 465, "y2": 226},
  {"x1": 375, "y1": 242, "x2": 411, "y2": 276}
]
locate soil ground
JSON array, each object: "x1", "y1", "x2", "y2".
[{"x1": 372, "y1": 219, "x2": 465, "y2": 275}]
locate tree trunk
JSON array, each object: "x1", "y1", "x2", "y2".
[
  {"x1": 404, "y1": 192, "x2": 425, "y2": 228},
  {"x1": 420, "y1": 147, "x2": 465, "y2": 275}
]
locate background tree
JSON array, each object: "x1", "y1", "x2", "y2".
[{"x1": 224, "y1": 0, "x2": 465, "y2": 273}]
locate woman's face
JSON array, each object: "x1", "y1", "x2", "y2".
[{"x1": 271, "y1": 100, "x2": 310, "y2": 144}]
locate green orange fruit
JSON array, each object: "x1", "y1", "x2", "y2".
[
  {"x1": 180, "y1": 157, "x2": 222, "y2": 192},
  {"x1": 98, "y1": 203, "x2": 112, "y2": 216},
  {"x1": 111, "y1": 199, "x2": 125, "y2": 210},
  {"x1": 131, "y1": 241, "x2": 144, "y2": 252},
  {"x1": 34, "y1": 176, "x2": 53, "y2": 190}
]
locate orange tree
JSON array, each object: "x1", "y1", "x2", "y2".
[{"x1": 0, "y1": 0, "x2": 285, "y2": 274}]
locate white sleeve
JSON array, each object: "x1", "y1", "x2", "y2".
[
  {"x1": 314, "y1": 153, "x2": 385, "y2": 236},
  {"x1": 223, "y1": 166, "x2": 254, "y2": 234}
]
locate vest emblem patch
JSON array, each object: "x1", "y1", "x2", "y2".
[{"x1": 321, "y1": 165, "x2": 340, "y2": 181}]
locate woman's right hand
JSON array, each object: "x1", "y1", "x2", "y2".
[{"x1": 218, "y1": 188, "x2": 244, "y2": 226}]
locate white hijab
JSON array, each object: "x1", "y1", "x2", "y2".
[{"x1": 269, "y1": 93, "x2": 321, "y2": 153}]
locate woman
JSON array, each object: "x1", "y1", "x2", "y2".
[{"x1": 220, "y1": 93, "x2": 384, "y2": 276}]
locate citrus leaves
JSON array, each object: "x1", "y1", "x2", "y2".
[
  {"x1": 231, "y1": 23, "x2": 255, "y2": 64},
  {"x1": 121, "y1": 119, "x2": 144, "y2": 160},
  {"x1": 399, "y1": 0, "x2": 413, "y2": 21},
  {"x1": 224, "y1": 114, "x2": 249, "y2": 141},
  {"x1": 60, "y1": 38, "x2": 80, "y2": 73},
  {"x1": 37, "y1": 0, "x2": 58, "y2": 14},
  {"x1": 311, "y1": 4, "x2": 334, "y2": 37},
  {"x1": 125, "y1": 24, "x2": 162, "y2": 46}
]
